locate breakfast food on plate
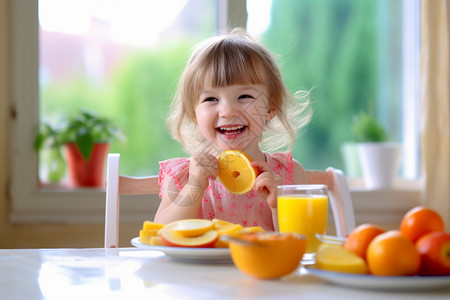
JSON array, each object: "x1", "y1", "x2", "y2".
[
  {"x1": 212, "y1": 219, "x2": 244, "y2": 248},
  {"x1": 227, "y1": 232, "x2": 307, "y2": 279},
  {"x1": 316, "y1": 243, "x2": 368, "y2": 274},
  {"x1": 158, "y1": 219, "x2": 214, "y2": 237},
  {"x1": 139, "y1": 221, "x2": 165, "y2": 244},
  {"x1": 160, "y1": 229, "x2": 219, "y2": 248},
  {"x1": 217, "y1": 150, "x2": 259, "y2": 194},
  {"x1": 138, "y1": 218, "x2": 264, "y2": 248},
  {"x1": 316, "y1": 206, "x2": 450, "y2": 276}
]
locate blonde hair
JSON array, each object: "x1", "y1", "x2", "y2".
[{"x1": 167, "y1": 28, "x2": 311, "y2": 155}]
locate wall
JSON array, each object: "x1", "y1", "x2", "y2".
[{"x1": 0, "y1": 0, "x2": 11, "y2": 247}]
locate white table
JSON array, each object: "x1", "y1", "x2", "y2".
[{"x1": 1, "y1": 247, "x2": 449, "y2": 300}]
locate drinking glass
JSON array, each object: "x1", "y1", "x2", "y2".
[{"x1": 277, "y1": 184, "x2": 328, "y2": 253}]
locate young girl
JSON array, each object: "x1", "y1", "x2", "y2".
[{"x1": 154, "y1": 29, "x2": 312, "y2": 231}]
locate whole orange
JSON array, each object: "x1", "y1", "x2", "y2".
[
  {"x1": 344, "y1": 223, "x2": 385, "y2": 260},
  {"x1": 400, "y1": 206, "x2": 444, "y2": 244},
  {"x1": 367, "y1": 230, "x2": 420, "y2": 276}
]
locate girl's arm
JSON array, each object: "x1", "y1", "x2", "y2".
[
  {"x1": 251, "y1": 160, "x2": 283, "y2": 231},
  {"x1": 154, "y1": 175, "x2": 205, "y2": 223},
  {"x1": 154, "y1": 153, "x2": 218, "y2": 224}
]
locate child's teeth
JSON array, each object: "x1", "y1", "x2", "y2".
[
  {"x1": 218, "y1": 126, "x2": 245, "y2": 135},
  {"x1": 222, "y1": 126, "x2": 243, "y2": 131}
]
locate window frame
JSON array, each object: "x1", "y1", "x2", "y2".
[{"x1": 9, "y1": 0, "x2": 420, "y2": 226}]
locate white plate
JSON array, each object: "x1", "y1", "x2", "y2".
[
  {"x1": 306, "y1": 267, "x2": 450, "y2": 291},
  {"x1": 130, "y1": 237, "x2": 232, "y2": 263}
]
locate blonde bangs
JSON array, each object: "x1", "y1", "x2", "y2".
[{"x1": 192, "y1": 37, "x2": 269, "y2": 93}]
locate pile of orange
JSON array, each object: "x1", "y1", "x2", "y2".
[
  {"x1": 217, "y1": 150, "x2": 259, "y2": 194},
  {"x1": 317, "y1": 206, "x2": 449, "y2": 276}
]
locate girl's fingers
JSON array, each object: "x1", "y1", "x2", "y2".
[
  {"x1": 255, "y1": 177, "x2": 279, "y2": 191},
  {"x1": 251, "y1": 161, "x2": 273, "y2": 173}
]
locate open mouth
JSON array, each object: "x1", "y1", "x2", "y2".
[{"x1": 216, "y1": 125, "x2": 247, "y2": 135}]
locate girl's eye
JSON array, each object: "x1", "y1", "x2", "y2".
[
  {"x1": 203, "y1": 97, "x2": 218, "y2": 102},
  {"x1": 238, "y1": 94, "x2": 255, "y2": 100}
]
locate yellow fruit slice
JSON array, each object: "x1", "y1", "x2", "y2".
[
  {"x1": 316, "y1": 243, "x2": 368, "y2": 274},
  {"x1": 143, "y1": 221, "x2": 165, "y2": 231},
  {"x1": 214, "y1": 224, "x2": 244, "y2": 247},
  {"x1": 139, "y1": 229, "x2": 160, "y2": 245},
  {"x1": 161, "y1": 230, "x2": 218, "y2": 247},
  {"x1": 218, "y1": 150, "x2": 259, "y2": 194},
  {"x1": 158, "y1": 219, "x2": 214, "y2": 237},
  {"x1": 150, "y1": 236, "x2": 165, "y2": 246},
  {"x1": 239, "y1": 226, "x2": 265, "y2": 234},
  {"x1": 212, "y1": 218, "x2": 235, "y2": 230},
  {"x1": 216, "y1": 223, "x2": 244, "y2": 236}
]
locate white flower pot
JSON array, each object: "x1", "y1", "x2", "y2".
[{"x1": 357, "y1": 142, "x2": 402, "y2": 189}]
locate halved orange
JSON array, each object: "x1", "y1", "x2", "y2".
[{"x1": 218, "y1": 150, "x2": 259, "y2": 194}]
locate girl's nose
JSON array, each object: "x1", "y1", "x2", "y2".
[{"x1": 219, "y1": 100, "x2": 238, "y2": 118}]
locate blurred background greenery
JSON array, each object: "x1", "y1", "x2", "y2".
[{"x1": 39, "y1": 0, "x2": 402, "y2": 179}]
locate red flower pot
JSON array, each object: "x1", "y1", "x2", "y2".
[{"x1": 65, "y1": 142, "x2": 109, "y2": 188}]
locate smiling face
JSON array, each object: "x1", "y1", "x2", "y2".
[
  {"x1": 169, "y1": 30, "x2": 291, "y2": 155},
  {"x1": 195, "y1": 84, "x2": 272, "y2": 158}
]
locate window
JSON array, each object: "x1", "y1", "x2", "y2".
[
  {"x1": 10, "y1": 0, "x2": 420, "y2": 225},
  {"x1": 246, "y1": 0, "x2": 420, "y2": 180},
  {"x1": 38, "y1": 0, "x2": 217, "y2": 181}
]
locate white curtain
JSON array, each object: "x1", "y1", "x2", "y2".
[{"x1": 420, "y1": 0, "x2": 450, "y2": 230}]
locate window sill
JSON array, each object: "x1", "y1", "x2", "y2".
[
  {"x1": 10, "y1": 187, "x2": 161, "y2": 224},
  {"x1": 347, "y1": 178, "x2": 421, "y2": 226}
]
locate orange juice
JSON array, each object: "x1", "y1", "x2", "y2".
[{"x1": 278, "y1": 195, "x2": 328, "y2": 253}]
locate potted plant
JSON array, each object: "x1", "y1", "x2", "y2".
[
  {"x1": 351, "y1": 111, "x2": 401, "y2": 189},
  {"x1": 35, "y1": 110, "x2": 125, "y2": 187},
  {"x1": 352, "y1": 111, "x2": 388, "y2": 143}
]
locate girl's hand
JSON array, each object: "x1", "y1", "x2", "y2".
[
  {"x1": 251, "y1": 161, "x2": 284, "y2": 208},
  {"x1": 189, "y1": 153, "x2": 219, "y2": 190}
]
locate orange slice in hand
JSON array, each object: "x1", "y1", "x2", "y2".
[{"x1": 218, "y1": 150, "x2": 259, "y2": 194}]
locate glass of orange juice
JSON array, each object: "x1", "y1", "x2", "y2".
[{"x1": 277, "y1": 184, "x2": 328, "y2": 253}]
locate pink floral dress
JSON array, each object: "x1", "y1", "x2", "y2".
[{"x1": 158, "y1": 152, "x2": 294, "y2": 231}]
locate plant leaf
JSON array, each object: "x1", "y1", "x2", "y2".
[
  {"x1": 47, "y1": 147, "x2": 66, "y2": 182},
  {"x1": 75, "y1": 128, "x2": 94, "y2": 160},
  {"x1": 34, "y1": 123, "x2": 58, "y2": 151},
  {"x1": 352, "y1": 112, "x2": 388, "y2": 142}
]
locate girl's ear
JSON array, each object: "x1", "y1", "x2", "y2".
[{"x1": 266, "y1": 108, "x2": 277, "y2": 121}]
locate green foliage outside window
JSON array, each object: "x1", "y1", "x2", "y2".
[{"x1": 262, "y1": 0, "x2": 381, "y2": 170}]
